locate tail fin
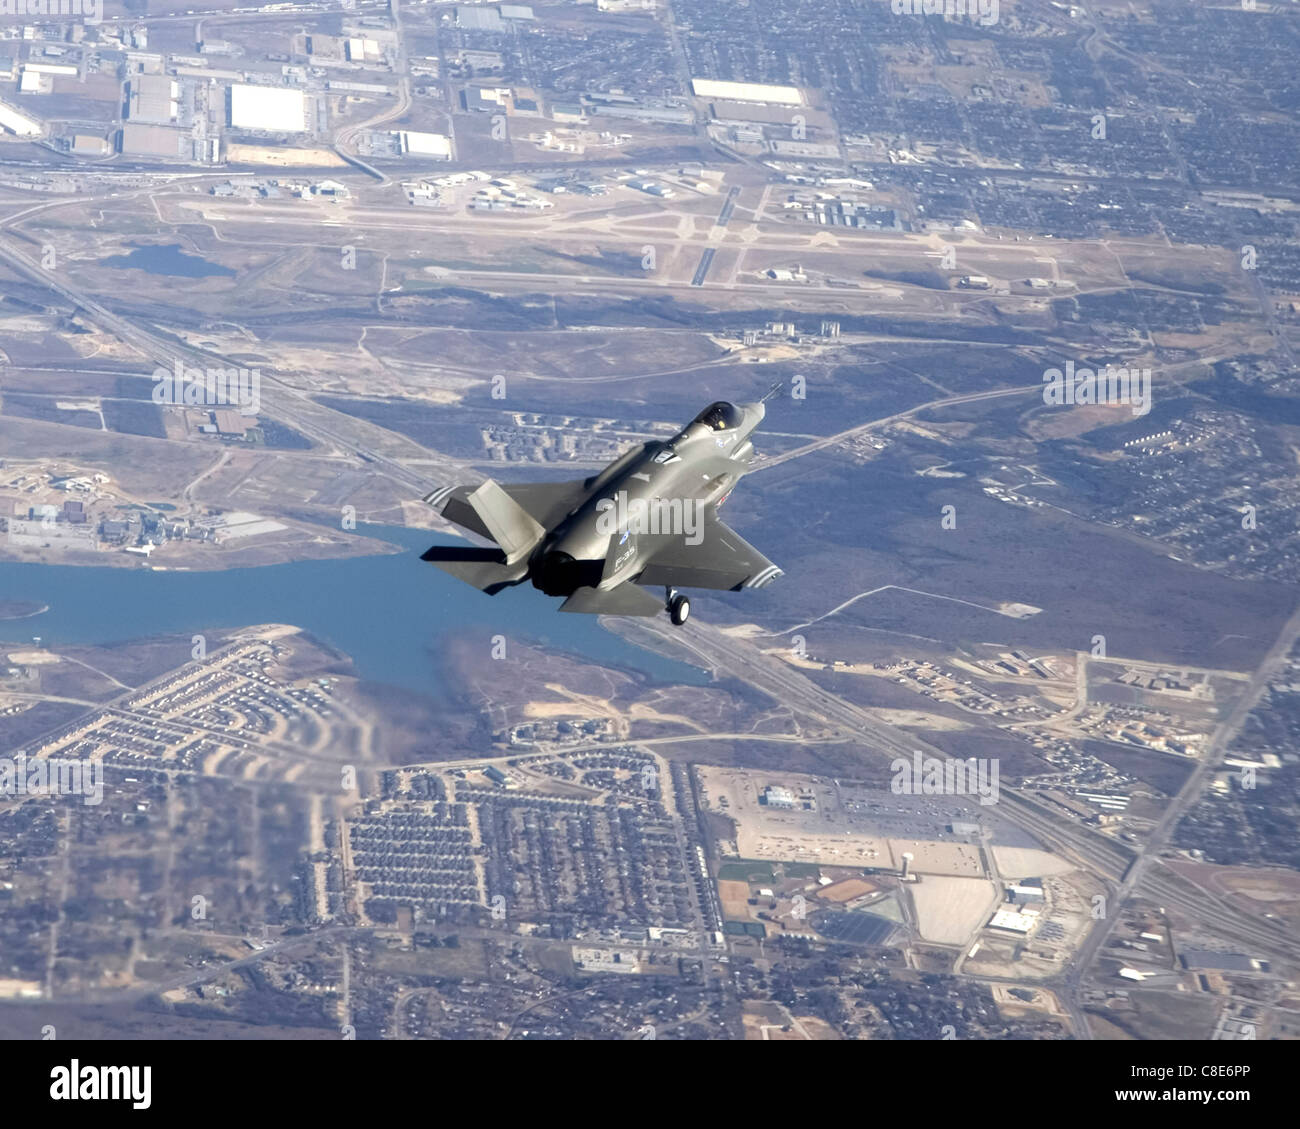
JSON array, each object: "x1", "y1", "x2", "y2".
[{"x1": 466, "y1": 479, "x2": 546, "y2": 565}]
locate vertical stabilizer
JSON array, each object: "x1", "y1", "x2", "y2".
[{"x1": 466, "y1": 479, "x2": 547, "y2": 565}]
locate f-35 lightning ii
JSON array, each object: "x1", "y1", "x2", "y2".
[{"x1": 421, "y1": 391, "x2": 784, "y2": 624}]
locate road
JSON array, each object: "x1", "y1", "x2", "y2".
[
  {"x1": 1062, "y1": 600, "x2": 1300, "y2": 1030},
  {"x1": 0, "y1": 212, "x2": 458, "y2": 501},
  {"x1": 753, "y1": 383, "x2": 1043, "y2": 471},
  {"x1": 618, "y1": 612, "x2": 1300, "y2": 1018}
]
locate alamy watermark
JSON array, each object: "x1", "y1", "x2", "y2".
[
  {"x1": 152, "y1": 360, "x2": 261, "y2": 416},
  {"x1": 1043, "y1": 360, "x2": 1151, "y2": 417},
  {"x1": 0, "y1": 752, "x2": 104, "y2": 806},
  {"x1": 891, "y1": 0, "x2": 999, "y2": 26},
  {"x1": 0, "y1": 0, "x2": 102, "y2": 24},
  {"x1": 50, "y1": 1061, "x2": 150, "y2": 1109},
  {"x1": 595, "y1": 491, "x2": 703, "y2": 545},
  {"x1": 891, "y1": 751, "x2": 1000, "y2": 806}
]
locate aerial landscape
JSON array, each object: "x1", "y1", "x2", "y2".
[{"x1": 0, "y1": 0, "x2": 1297, "y2": 1075}]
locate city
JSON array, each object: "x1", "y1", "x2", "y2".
[{"x1": 0, "y1": 0, "x2": 1295, "y2": 1091}]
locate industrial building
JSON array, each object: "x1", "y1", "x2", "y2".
[
  {"x1": 212, "y1": 411, "x2": 250, "y2": 437},
  {"x1": 988, "y1": 907, "x2": 1040, "y2": 933},
  {"x1": 345, "y1": 38, "x2": 381, "y2": 63},
  {"x1": 128, "y1": 74, "x2": 178, "y2": 124},
  {"x1": 0, "y1": 100, "x2": 42, "y2": 137},
  {"x1": 396, "y1": 130, "x2": 451, "y2": 158},
  {"x1": 690, "y1": 79, "x2": 803, "y2": 106},
  {"x1": 70, "y1": 134, "x2": 110, "y2": 157},
  {"x1": 456, "y1": 6, "x2": 504, "y2": 31},
  {"x1": 120, "y1": 123, "x2": 190, "y2": 159},
  {"x1": 1178, "y1": 950, "x2": 1265, "y2": 973},
  {"x1": 1006, "y1": 883, "x2": 1046, "y2": 905},
  {"x1": 19, "y1": 62, "x2": 78, "y2": 95},
  {"x1": 229, "y1": 85, "x2": 308, "y2": 133}
]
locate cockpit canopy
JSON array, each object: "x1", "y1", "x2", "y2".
[{"x1": 694, "y1": 401, "x2": 745, "y2": 431}]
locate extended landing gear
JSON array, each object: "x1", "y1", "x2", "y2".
[{"x1": 667, "y1": 588, "x2": 691, "y2": 626}]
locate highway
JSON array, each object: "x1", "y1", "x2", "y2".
[
  {"x1": 620, "y1": 609, "x2": 1300, "y2": 1038},
  {"x1": 5, "y1": 164, "x2": 1296, "y2": 1037},
  {"x1": 0, "y1": 214, "x2": 460, "y2": 502},
  {"x1": 1061, "y1": 600, "x2": 1300, "y2": 1025}
]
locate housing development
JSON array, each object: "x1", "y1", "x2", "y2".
[{"x1": 0, "y1": 0, "x2": 1296, "y2": 1068}]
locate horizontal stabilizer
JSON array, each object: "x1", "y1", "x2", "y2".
[
  {"x1": 559, "y1": 583, "x2": 663, "y2": 617},
  {"x1": 420, "y1": 544, "x2": 528, "y2": 594},
  {"x1": 466, "y1": 479, "x2": 546, "y2": 565}
]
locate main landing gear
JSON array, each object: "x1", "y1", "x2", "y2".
[{"x1": 666, "y1": 588, "x2": 691, "y2": 626}]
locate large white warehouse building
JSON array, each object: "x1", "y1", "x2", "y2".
[
  {"x1": 229, "y1": 85, "x2": 308, "y2": 132},
  {"x1": 690, "y1": 79, "x2": 803, "y2": 106}
]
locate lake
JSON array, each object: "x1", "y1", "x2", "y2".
[
  {"x1": 0, "y1": 524, "x2": 706, "y2": 696},
  {"x1": 100, "y1": 243, "x2": 237, "y2": 279}
]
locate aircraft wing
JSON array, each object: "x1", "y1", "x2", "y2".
[
  {"x1": 637, "y1": 514, "x2": 783, "y2": 592},
  {"x1": 424, "y1": 478, "x2": 591, "y2": 542}
]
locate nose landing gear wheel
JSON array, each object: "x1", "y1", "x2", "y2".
[{"x1": 668, "y1": 593, "x2": 691, "y2": 626}]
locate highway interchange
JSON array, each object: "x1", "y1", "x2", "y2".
[{"x1": 1, "y1": 160, "x2": 1296, "y2": 1041}]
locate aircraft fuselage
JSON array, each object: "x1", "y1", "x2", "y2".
[{"x1": 531, "y1": 403, "x2": 763, "y2": 595}]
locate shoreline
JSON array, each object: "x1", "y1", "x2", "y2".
[{"x1": 0, "y1": 531, "x2": 407, "y2": 574}]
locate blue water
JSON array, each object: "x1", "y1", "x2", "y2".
[
  {"x1": 0, "y1": 524, "x2": 706, "y2": 696},
  {"x1": 100, "y1": 243, "x2": 236, "y2": 279}
]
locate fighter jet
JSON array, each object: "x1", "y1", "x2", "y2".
[{"x1": 420, "y1": 391, "x2": 783, "y2": 624}]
